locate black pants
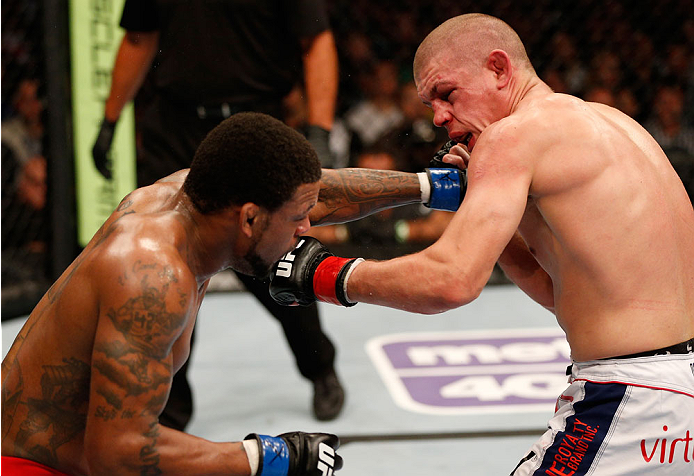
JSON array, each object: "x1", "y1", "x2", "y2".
[{"x1": 138, "y1": 95, "x2": 336, "y2": 431}]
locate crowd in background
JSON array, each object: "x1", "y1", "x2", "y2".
[
  {"x1": 2, "y1": 0, "x2": 693, "y2": 317},
  {"x1": 325, "y1": 0, "x2": 694, "y2": 175}
]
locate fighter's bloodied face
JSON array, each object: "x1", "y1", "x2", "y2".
[
  {"x1": 415, "y1": 51, "x2": 498, "y2": 151},
  {"x1": 241, "y1": 182, "x2": 320, "y2": 278}
]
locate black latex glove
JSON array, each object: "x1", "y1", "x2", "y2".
[
  {"x1": 92, "y1": 119, "x2": 117, "y2": 179},
  {"x1": 306, "y1": 124, "x2": 334, "y2": 168}
]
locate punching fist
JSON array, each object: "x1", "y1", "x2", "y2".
[
  {"x1": 418, "y1": 140, "x2": 468, "y2": 211},
  {"x1": 430, "y1": 140, "x2": 459, "y2": 168},
  {"x1": 245, "y1": 432, "x2": 343, "y2": 476},
  {"x1": 92, "y1": 118, "x2": 117, "y2": 179},
  {"x1": 430, "y1": 139, "x2": 470, "y2": 170},
  {"x1": 422, "y1": 168, "x2": 467, "y2": 211},
  {"x1": 270, "y1": 237, "x2": 362, "y2": 307}
]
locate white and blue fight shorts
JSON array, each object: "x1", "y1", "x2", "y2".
[{"x1": 511, "y1": 339, "x2": 694, "y2": 475}]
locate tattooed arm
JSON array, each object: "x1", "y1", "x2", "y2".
[
  {"x1": 310, "y1": 168, "x2": 422, "y2": 225},
  {"x1": 85, "y1": 255, "x2": 251, "y2": 475}
]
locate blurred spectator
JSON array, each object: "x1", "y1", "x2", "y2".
[
  {"x1": 588, "y1": 50, "x2": 624, "y2": 92},
  {"x1": 663, "y1": 43, "x2": 692, "y2": 89},
  {"x1": 615, "y1": 88, "x2": 642, "y2": 119},
  {"x1": 583, "y1": 85, "x2": 641, "y2": 119},
  {"x1": 583, "y1": 86, "x2": 617, "y2": 106},
  {"x1": 1, "y1": 78, "x2": 50, "y2": 318},
  {"x1": 306, "y1": 143, "x2": 453, "y2": 259},
  {"x1": 383, "y1": 81, "x2": 448, "y2": 172},
  {"x1": 335, "y1": 30, "x2": 376, "y2": 109},
  {"x1": 645, "y1": 84, "x2": 694, "y2": 156},
  {"x1": 620, "y1": 31, "x2": 659, "y2": 121},
  {"x1": 644, "y1": 84, "x2": 694, "y2": 202},
  {"x1": 543, "y1": 32, "x2": 589, "y2": 96},
  {"x1": 662, "y1": 43, "x2": 694, "y2": 126},
  {"x1": 343, "y1": 60, "x2": 405, "y2": 157},
  {"x1": 542, "y1": 68, "x2": 569, "y2": 94}
]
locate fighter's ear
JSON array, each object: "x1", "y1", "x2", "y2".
[
  {"x1": 487, "y1": 49, "x2": 511, "y2": 89},
  {"x1": 239, "y1": 202, "x2": 262, "y2": 238}
]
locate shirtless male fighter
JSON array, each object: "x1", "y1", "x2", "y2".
[
  {"x1": 270, "y1": 14, "x2": 694, "y2": 475},
  {"x1": 1, "y1": 111, "x2": 467, "y2": 475}
]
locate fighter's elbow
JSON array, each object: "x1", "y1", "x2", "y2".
[
  {"x1": 85, "y1": 431, "x2": 146, "y2": 476},
  {"x1": 417, "y1": 271, "x2": 485, "y2": 314},
  {"x1": 443, "y1": 277, "x2": 484, "y2": 310}
]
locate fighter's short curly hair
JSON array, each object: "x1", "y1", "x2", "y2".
[{"x1": 183, "y1": 112, "x2": 322, "y2": 213}]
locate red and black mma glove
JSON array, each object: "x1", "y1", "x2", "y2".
[
  {"x1": 244, "y1": 432, "x2": 343, "y2": 476},
  {"x1": 269, "y1": 237, "x2": 363, "y2": 307}
]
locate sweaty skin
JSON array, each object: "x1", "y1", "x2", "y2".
[
  {"x1": 1, "y1": 167, "x2": 421, "y2": 475},
  {"x1": 347, "y1": 22, "x2": 694, "y2": 362}
]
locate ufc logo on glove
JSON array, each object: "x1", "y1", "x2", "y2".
[
  {"x1": 317, "y1": 442, "x2": 336, "y2": 476},
  {"x1": 270, "y1": 237, "x2": 362, "y2": 307},
  {"x1": 276, "y1": 239, "x2": 308, "y2": 278}
]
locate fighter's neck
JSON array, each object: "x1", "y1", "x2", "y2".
[
  {"x1": 172, "y1": 192, "x2": 240, "y2": 285},
  {"x1": 508, "y1": 76, "x2": 553, "y2": 115}
]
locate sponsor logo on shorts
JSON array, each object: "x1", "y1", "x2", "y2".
[
  {"x1": 640, "y1": 426, "x2": 693, "y2": 464},
  {"x1": 366, "y1": 328, "x2": 571, "y2": 414},
  {"x1": 544, "y1": 419, "x2": 599, "y2": 476}
]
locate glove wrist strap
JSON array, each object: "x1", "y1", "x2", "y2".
[
  {"x1": 417, "y1": 172, "x2": 431, "y2": 204},
  {"x1": 245, "y1": 434, "x2": 290, "y2": 476},
  {"x1": 425, "y1": 168, "x2": 464, "y2": 211},
  {"x1": 342, "y1": 258, "x2": 364, "y2": 304},
  {"x1": 313, "y1": 257, "x2": 362, "y2": 307},
  {"x1": 242, "y1": 439, "x2": 260, "y2": 476}
]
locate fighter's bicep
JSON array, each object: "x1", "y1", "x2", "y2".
[
  {"x1": 87, "y1": 259, "x2": 195, "y2": 427},
  {"x1": 439, "y1": 147, "x2": 532, "y2": 272}
]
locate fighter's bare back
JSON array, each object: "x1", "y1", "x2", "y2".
[{"x1": 1, "y1": 172, "x2": 203, "y2": 473}]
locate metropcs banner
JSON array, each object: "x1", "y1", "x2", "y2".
[
  {"x1": 69, "y1": 0, "x2": 136, "y2": 246},
  {"x1": 367, "y1": 327, "x2": 571, "y2": 415}
]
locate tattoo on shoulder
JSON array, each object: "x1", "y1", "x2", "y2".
[
  {"x1": 93, "y1": 262, "x2": 189, "y2": 400},
  {"x1": 109, "y1": 263, "x2": 188, "y2": 360},
  {"x1": 93, "y1": 343, "x2": 170, "y2": 395}
]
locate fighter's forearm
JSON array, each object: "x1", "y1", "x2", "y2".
[
  {"x1": 302, "y1": 30, "x2": 338, "y2": 130},
  {"x1": 311, "y1": 168, "x2": 422, "y2": 225},
  {"x1": 148, "y1": 426, "x2": 251, "y2": 475},
  {"x1": 104, "y1": 31, "x2": 159, "y2": 122},
  {"x1": 87, "y1": 422, "x2": 251, "y2": 475}
]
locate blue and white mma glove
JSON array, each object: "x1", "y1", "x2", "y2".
[
  {"x1": 244, "y1": 432, "x2": 343, "y2": 476},
  {"x1": 418, "y1": 140, "x2": 467, "y2": 211}
]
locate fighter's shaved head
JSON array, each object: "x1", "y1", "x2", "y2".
[{"x1": 414, "y1": 14, "x2": 534, "y2": 82}]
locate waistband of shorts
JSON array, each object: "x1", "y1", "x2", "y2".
[
  {"x1": 567, "y1": 337, "x2": 694, "y2": 375},
  {"x1": 601, "y1": 336, "x2": 694, "y2": 360}
]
